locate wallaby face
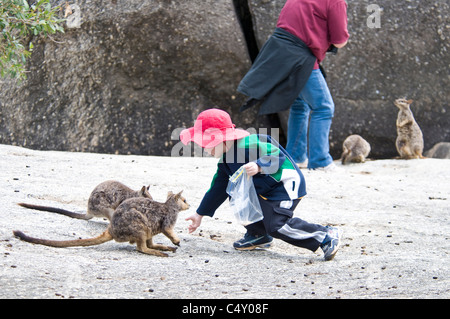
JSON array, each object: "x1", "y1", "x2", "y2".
[
  {"x1": 13, "y1": 191, "x2": 189, "y2": 258},
  {"x1": 394, "y1": 98, "x2": 424, "y2": 159},
  {"x1": 18, "y1": 180, "x2": 153, "y2": 221},
  {"x1": 166, "y1": 191, "x2": 190, "y2": 211},
  {"x1": 394, "y1": 98, "x2": 413, "y2": 110}
]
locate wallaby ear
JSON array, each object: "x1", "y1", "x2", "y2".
[
  {"x1": 407, "y1": 99, "x2": 413, "y2": 104},
  {"x1": 167, "y1": 191, "x2": 174, "y2": 199},
  {"x1": 146, "y1": 185, "x2": 150, "y2": 191},
  {"x1": 140, "y1": 186, "x2": 147, "y2": 194},
  {"x1": 171, "y1": 191, "x2": 183, "y2": 200}
]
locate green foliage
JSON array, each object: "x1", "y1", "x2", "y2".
[{"x1": 0, "y1": 0, "x2": 64, "y2": 79}]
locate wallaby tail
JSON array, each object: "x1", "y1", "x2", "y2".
[
  {"x1": 13, "y1": 229, "x2": 113, "y2": 248},
  {"x1": 18, "y1": 203, "x2": 91, "y2": 220}
]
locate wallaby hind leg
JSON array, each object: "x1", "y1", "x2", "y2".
[
  {"x1": 356, "y1": 155, "x2": 365, "y2": 163},
  {"x1": 146, "y1": 237, "x2": 177, "y2": 252},
  {"x1": 86, "y1": 207, "x2": 114, "y2": 221},
  {"x1": 414, "y1": 149, "x2": 425, "y2": 159},
  {"x1": 136, "y1": 237, "x2": 169, "y2": 257}
]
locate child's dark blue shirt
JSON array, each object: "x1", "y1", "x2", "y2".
[{"x1": 197, "y1": 134, "x2": 307, "y2": 217}]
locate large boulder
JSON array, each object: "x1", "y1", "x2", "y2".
[
  {"x1": 1, "y1": 0, "x2": 448, "y2": 159},
  {"x1": 0, "y1": 0, "x2": 273, "y2": 156},
  {"x1": 249, "y1": 0, "x2": 450, "y2": 159}
]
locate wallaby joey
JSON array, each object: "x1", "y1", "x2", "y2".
[
  {"x1": 341, "y1": 134, "x2": 371, "y2": 164},
  {"x1": 394, "y1": 98, "x2": 424, "y2": 159},
  {"x1": 18, "y1": 180, "x2": 153, "y2": 221},
  {"x1": 13, "y1": 191, "x2": 189, "y2": 257}
]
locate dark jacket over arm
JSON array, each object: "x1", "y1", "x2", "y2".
[{"x1": 237, "y1": 28, "x2": 316, "y2": 115}]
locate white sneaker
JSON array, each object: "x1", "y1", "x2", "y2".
[
  {"x1": 297, "y1": 159, "x2": 308, "y2": 169},
  {"x1": 312, "y1": 162, "x2": 339, "y2": 172},
  {"x1": 320, "y1": 226, "x2": 342, "y2": 261}
]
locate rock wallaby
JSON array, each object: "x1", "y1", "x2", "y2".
[
  {"x1": 394, "y1": 98, "x2": 425, "y2": 159},
  {"x1": 341, "y1": 134, "x2": 371, "y2": 164},
  {"x1": 13, "y1": 191, "x2": 189, "y2": 257},
  {"x1": 18, "y1": 180, "x2": 152, "y2": 221}
]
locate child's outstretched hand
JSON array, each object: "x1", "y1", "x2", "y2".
[
  {"x1": 185, "y1": 213, "x2": 203, "y2": 233},
  {"x1": 243, "y1": 162, "x2": 261, "y2": 177}
]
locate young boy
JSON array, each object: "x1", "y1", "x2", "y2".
[{"x1": 180, "y1": 108, "x2": 341, "y2": 260}]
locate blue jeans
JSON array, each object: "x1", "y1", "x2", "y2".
[{"x1": 285, "y1": 69, "x2": 335, "y2": 169}]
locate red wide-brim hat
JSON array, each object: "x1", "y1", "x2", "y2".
[{"x1": 180, "y1": 109, "x2": 250, "y2": 148}]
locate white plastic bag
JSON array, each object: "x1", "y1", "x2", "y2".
[{"x1": 226, "y1": 166, "x2": 264, "y2": 225}]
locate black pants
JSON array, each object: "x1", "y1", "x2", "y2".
[{"x1": 245, "y1": 197, "x2": 328, "y2": 252}]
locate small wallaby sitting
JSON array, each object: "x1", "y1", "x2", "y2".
[
  {"x1": 341, "y1": 134, "x2": 371, "y2": 164},
  {"x1": 394, "y1": 98, "x2": 424, "y2": 159},
  {"x1": 13, "y1": 191, "x2": 189, "y2": 257},
  {"x1": 18, "y1": 180, "x2": 153, "y2": 221}
]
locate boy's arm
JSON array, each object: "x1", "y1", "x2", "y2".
[
  {"x1": 243, "y1": 162, "x2": 261, "y2": 176},
  {"x1": 185, "y1": 213, "x2": 203, "y2": 233},
  {"x1": 196, "y1": 165, "x2": 229, "y2": 217}
]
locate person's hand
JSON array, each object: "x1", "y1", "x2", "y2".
[
  {"x1": 185, "y1": 213, "x2": 203, "y2": 233},
  {"x1": 243, "y1": 162, "x2": 261, "y2": 177}
]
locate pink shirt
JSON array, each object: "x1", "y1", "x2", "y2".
[{"x1": 277, "y1": 0, "x2": 349, "y2": 69}]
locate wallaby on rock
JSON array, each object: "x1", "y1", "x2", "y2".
[
  {"x1": 394, "y1": 98, "x2": 424, "y2": 159},
  {"x1": 18, "y1": 180, "x2": 152, "y2": 221},
  {"x1": 341, "y1": 134, "x2": 371, "y2": 164},
  {"x1": 13, "y1": 191, "x2": 189, "y2": 257}
]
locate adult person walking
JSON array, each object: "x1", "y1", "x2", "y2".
[{"x1": 238, "y1": 0, "x2": 349, "y2": 170}]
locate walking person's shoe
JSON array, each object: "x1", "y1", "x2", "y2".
[
  {"x1": 312, "y1": 162, "x2": 340, "y2": 172},
  {"x1": 233, "y1": 233, "x2": 273, "y2": 250},
  {"x1": 320, "y1": 226, "x2": 342, "y2": 261},
  {"x1": 297, "y1": 159, "x2": 308, "y2": 169}
]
